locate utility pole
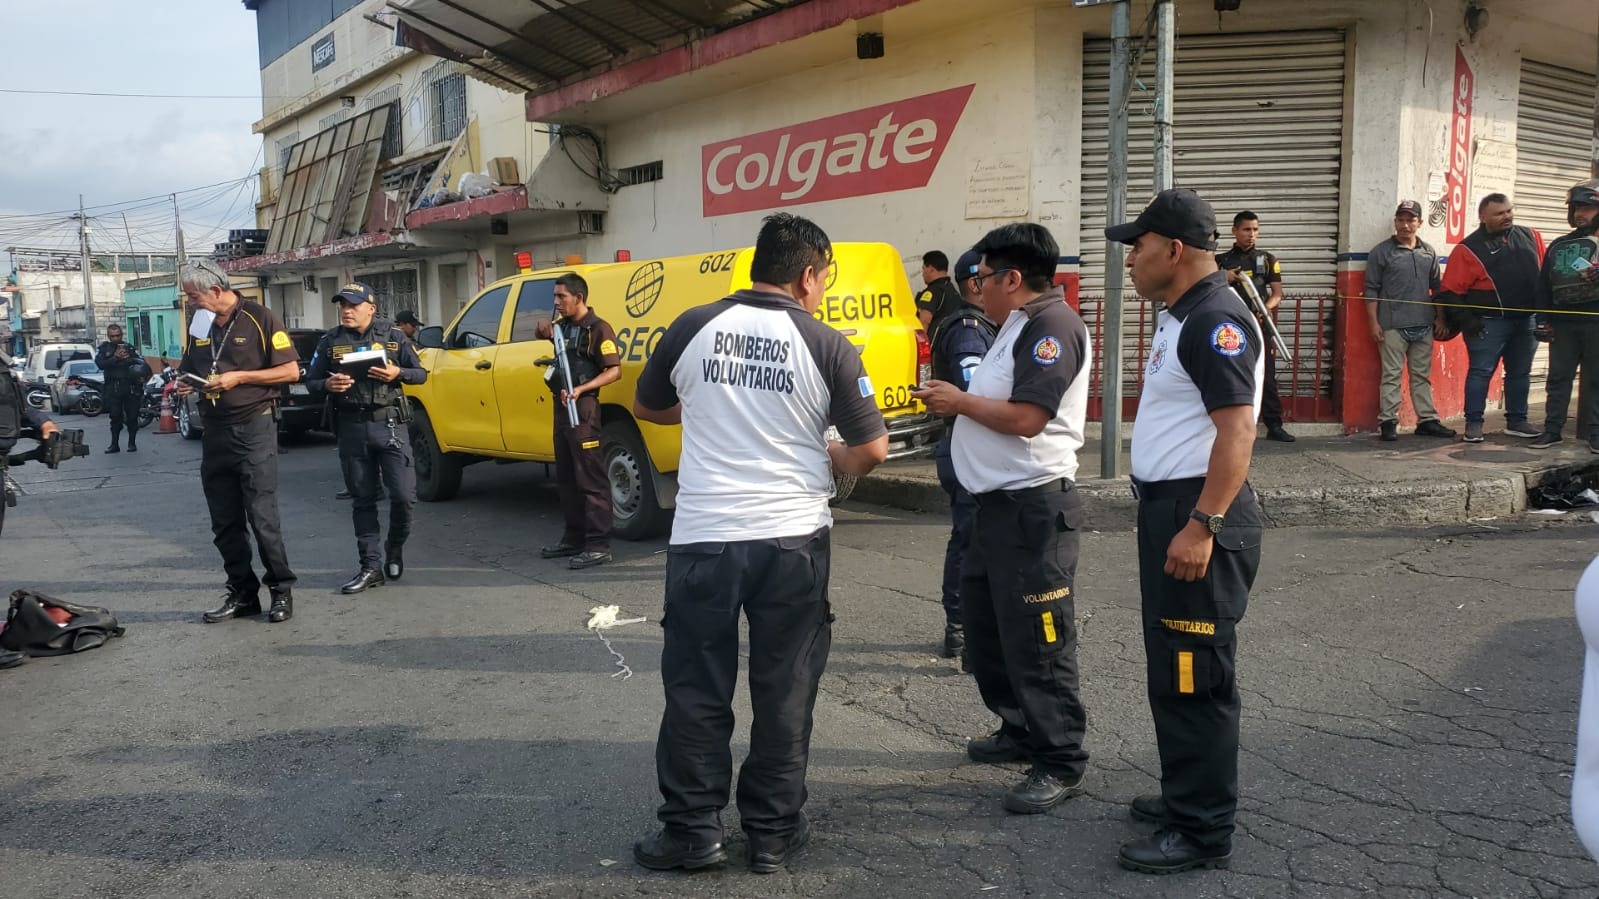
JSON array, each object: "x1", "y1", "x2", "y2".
[
  {"x1": 173, "y1": 194, "x2": 187, "y2": 353},
  {"x1": 1101, "y1": 0, "x2": 1131, "y2": 480},
  {"x1": 77, "y1": 195, "x2": 97, "y2": 340},
  {"x1": 1153, "y1": 0, "x2": 1176, "y2": 192}
]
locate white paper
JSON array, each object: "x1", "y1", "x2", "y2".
[{"x1": 188, "y1": 308, "x2": 215, "y2": 339}]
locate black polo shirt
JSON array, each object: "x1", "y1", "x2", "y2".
[
  {"x1": 180, "y1": 298, "x2": 299, "y2": 425},
  {"x1": 1215, "y1": 244, "x2": 1282, "y2": 302}
]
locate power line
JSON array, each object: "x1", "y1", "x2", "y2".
[{"x1": 0, "y1": 88, "x2": 274, "y2": 100}]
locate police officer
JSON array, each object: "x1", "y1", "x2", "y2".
[
  {"x1": 915, "y1": 250, "x2": 963, "y2": 330},
  {"x1": 95, "y1": 323, "x2": 147, "y2": 453},
  {"x1": 1531, "y1": 180, "x2": 1599, "y2": 452},
  {"x1": 174, "y1": 258, "x2": 300, "y2": 624},
  {"x1": 1216, "y1": 211, "x2": 1294, "y2": 442},
  {"x1": 395, "y1": 310, "x2": 423, "y2": 340},
  {"x1": 1107, "y1": 188, "x2": 1264, "y2": 874},
  {"x1": 632, "y1": 213, "x2": 888, "y2": 873},
  {"x1": 914, "y1": 223, "x2": 1093, "y2": 816},
  {"x1": 929, "y1": 247, "x2": 996, "y2": 663},
  {"x1": 306, "y1": 283, "x2": 427, "y2": 593},
  {"x1": 533, "y1": 274, "x2": 621, "y2": 570}
]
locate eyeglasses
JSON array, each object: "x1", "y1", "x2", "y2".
[{"x1": 971, "y1": 268, "x2": 1017, "y2": 290}]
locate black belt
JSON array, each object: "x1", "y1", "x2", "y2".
[
  {"x1": 1129, "y1": 476, "x2": 1206, "y2": 501},
  {"x1": 341, "y1": 406, "x2": 402, "y2": 422},
  {"x1": 972, "y1": 477, "x2": 1072, "y2": 506}
]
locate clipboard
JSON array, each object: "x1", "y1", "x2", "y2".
[{"x1": 338, "y1": 347, "x2": 389, "y2": 377}]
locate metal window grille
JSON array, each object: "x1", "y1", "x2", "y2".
[
  {"x1": 619, "y1": 161, "x2": 664, "y2": 186},
  {"x1": 364, "y1": 86, "x2": 404, "y2": 160},
  {"x1": 431, "y1": 73, "x2": 467, "y2": 145}
]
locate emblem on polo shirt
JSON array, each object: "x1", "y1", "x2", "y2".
[
  {"x1": 1032, "y1": 336, "x2": 1062, "y2": 366},
  {"x1": 1148, "y1": 339, "x2": 1168, "y2": 374},
  {"x1": 1210, "y1": 322, "x2": 1248, "y2": 357}
]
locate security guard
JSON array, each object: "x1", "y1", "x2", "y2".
[
  {"x1": 95, "y1": 323, "x2": 147, "y2": 453},
  {"x1": 1107, "y1": 188, "x2": 1264, "y2": 874},
  {"x1": 914, "y1": 223, "x2": 1092, "y2": 816},
  {"x1": 1216, "y1": 211, "x2": 1293, "y2": 442},
  {"x1": 915, "y1": 250, "x2": 963, "y2": 330},
  {"x1": 1531, "y1": 180, "x2": 1599, "y2": 451},
  {"x1": 305, "y1": 283, "x2": 426, "y2": 593},
  {"x1": 929, "y1": 247, "x2": 996, "y2": 663},
  {"x1": 175, "y1": 258, "x2": 301, "y2": 624},
  {"x1": 632, "y1": 213, "x2": 888, "y2": 874},
  {"x1": 533, "y1": 273, "x2": 621, "y2": 570}
]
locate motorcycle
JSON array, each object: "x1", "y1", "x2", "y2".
[
  {"x1": 138, "y1": 367, "x2": 176, "y2": 429},
  {"x1": 70, "y1": 373, "x2": 106, "y2": 417}
]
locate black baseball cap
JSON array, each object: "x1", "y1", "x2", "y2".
[
  {"x1": 332, "y1": 282, "x2": 376, "y2": 305},
  {"x1": 395, "y1": 310, "x2": 421, "y2": 325},
  {"x1": 952, "y1": 248, "x2": 982, "y2": 283},
  {"x1": 1105, "y1": 188, "x2": 1218, "y2": 250},
  {"x1": 1395, "y1": 200, "x2": 1423, "y2": 218}
]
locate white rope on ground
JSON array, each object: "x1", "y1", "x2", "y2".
[{"x1": 586, "y1": 605, "x2": 646, "y2": 680}]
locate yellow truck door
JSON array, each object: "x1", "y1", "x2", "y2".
[
  {"x1": 496, "y1": 277, "x2": 559, "y2": 459},
  {"x1": 428, "y1": 282, "x2": 514, "y2": 452}
]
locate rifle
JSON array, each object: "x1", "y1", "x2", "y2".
[
  {"x1": 1232, "y1": 274, "x2": 1291, "y2": 360},
  {"x1": 548, "y1": 309, "x2": 581, "y2": 428}
]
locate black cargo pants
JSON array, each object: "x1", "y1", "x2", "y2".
[
  {"x1": 337, "y1": 409, "x2": 416, "y2": 571},
  {"x1": 1135, "y1": 478, "x2": 1262, "y2": 850},
  {"x1": 961, "y1": 479, "x2": 1089, "y2": 779},
  {"x1": 554, "y1": 394, "x2": 610, "y2": 552},
  {"x1": 107, "y1": 382, "x2": 140, "y2": 444},
  {"x1": 655, "y1": 527, "x2": 832, "y2": 845},
  {"x1": 200, "y1": 409, "x2": 296, "y2": 597}
]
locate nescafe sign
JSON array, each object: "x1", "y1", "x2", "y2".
[{"x1": 701, "y1": 84, "x2": 975, "y2": 218}]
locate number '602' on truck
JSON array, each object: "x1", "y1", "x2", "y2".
[{"x1": 403, "y1": 242, "x2": 941, "y2": 539}]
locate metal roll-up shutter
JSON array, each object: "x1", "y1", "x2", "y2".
[
  {"x1": 1079, "y1": 29, "x2": 1346, "y2": 412},
  {"x1": 1514, "y1": 60, "x2": 1598, "y2": 239}
]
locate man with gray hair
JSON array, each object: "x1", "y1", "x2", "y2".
[{"x1": 173, "y1": 258, "x2": 301, "y2": 624}]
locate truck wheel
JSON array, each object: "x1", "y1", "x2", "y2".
[
  {"x1": 411, "y1": 407, "x2": 462, "y2": 501},
  {"x1": 603, "y1": 421, "x2": 669, "y2": 540},
  {"x1": 830, "y1": 470, "x2": 858, "y2": 506},
  {"x1": 178, "y1": 399, "x2": 202, "y2": 440}
]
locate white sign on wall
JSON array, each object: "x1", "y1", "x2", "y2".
[{"x1": 965, "y1": 155, "x2": 1031, "y2": 219}]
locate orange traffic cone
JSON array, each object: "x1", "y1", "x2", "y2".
[{"x1": 157, "y1": 392, "x2": 178, "y2": 435}]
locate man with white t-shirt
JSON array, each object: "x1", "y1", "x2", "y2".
[
  {"x1": 914, "y1": 222, "x2": 1093, "y2": 816},
  {"x1": 630, "y1": 213, "x2": 888, "y2": 874}
]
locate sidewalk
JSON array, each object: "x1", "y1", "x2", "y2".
[{"x1": 854, "y1": 404, "x2": 1599, "y2": 527}]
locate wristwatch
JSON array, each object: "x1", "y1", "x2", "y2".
[{"x1": 1189, "y1": 509, "x2": 1225, "y2": 534}]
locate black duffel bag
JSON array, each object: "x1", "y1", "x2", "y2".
[{"x1": 0, "y1": 589, "x2": 125, "y2": 656}]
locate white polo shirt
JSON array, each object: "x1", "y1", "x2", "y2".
[
  {"x1": 1131, "y1": 271, "x2": 1265, "y2": 482},
  {"x1": 952, "y1": 287, "x2": 1091, "y2": 493}
]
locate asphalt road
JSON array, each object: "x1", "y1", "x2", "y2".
[{"x1": 2, "y1": 414, "x2": 1596, "y2": 898}]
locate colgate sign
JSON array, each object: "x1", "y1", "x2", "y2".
[
  {"x1": 1446, "y1": 46, "x2": 1474, "y2": 244},
  {"x1": 701, "y1": 84, "x2": 975, "y2": 217}
]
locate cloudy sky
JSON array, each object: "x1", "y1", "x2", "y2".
[{"x1": 0, "y1": 0, "x2": 264, "y2": 257}]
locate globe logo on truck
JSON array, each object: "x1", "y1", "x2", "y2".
[{"x1": 626, "y1": 261, "x2": 666, "y2": 318}]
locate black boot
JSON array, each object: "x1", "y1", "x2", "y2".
[
  {"x1": 943, "y1": 623, "x2": 965, "y2": 659},
  {"x1": 0, "y1": 648, "x2": 26, "y2": 669},
  {"x1": 966, "y1": 730, "x2": 1028, "y2": 763},
  {"x1": 105, "y1": 440, "x2": 121, "y2": 454},
  {"x1": 1118, "y1": 829, "x2": 1232, "y2": 874},
  {"x1": 127, "y1": 432, "x2": 138, "y2": 452},
  {"x1": 268, "y1": 592, "x2": 293, "y2": 623},
  {"x1": 202, "y1": 589, "x2": 262, "y2": 623},
  {"x1": 1129, "y1": 793, "x2": 1169, "y2": 824},
  {"x1": 1002, "y1": 767, "x2": 1085, "y2": 814},
  {"x1": 384, "y1": 544, "x2": 404, "y2": 580},
  {"x1": 340, "y1": 569, "x2": 385, "y2": 594},
  {"x1": 748, "y1": 813, "x2": 811, "y2": 874},
  {"x1": 632, "y1": 829, "x2": 727, "y2": 871}
]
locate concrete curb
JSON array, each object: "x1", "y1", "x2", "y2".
[{"x1": 850, "y1": 457, "x2": 1599, "y2": 528}]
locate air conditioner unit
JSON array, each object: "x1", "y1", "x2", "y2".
[
  {"x1": 578, "y1": 211, "x2": 604, "y2": 235},
  {"x1": 303, "y1": 275, "x2": 318, "y2": 292}
]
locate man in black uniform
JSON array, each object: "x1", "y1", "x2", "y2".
[
  {"x1": 928, "y1": 248, "x2": 996, "y2": 663},
  {"x1": 174, "y1": 258, "x2": 301, "y2": 624},
  {"x1": 305, "y1": 283, "x2": 427, "y2": 593},
  {"x1": 915, "y1": 250, "x2": 963, "y2": 331},
  {"x1": 0, "y1": 372, "x2": 61, "y2": 670},
  {"x1": 1108, "y1": 188, "x2": 1264, "y2": 874},
  {"x1": 534, "y1": 274, "x2": 621, "y2": 570},
  {"x1": 915, "y1": 223, "x2": 1093, "y2": 816},
  {"x1": 95, "y1": 323, "x2": 147, "y2": 453},
  {"x1": 1530, "y1": 180, "x2": 1599, "y2": 452},
  {"x1": 1216, "y1": 211, "x2": 1294, "y2": 442},
  {"x1": 395, "y1": 310, "x2": 423, "y2": 341},
  {"x1": 631, "y1": 213, "x2": 888, "y2": 874}
]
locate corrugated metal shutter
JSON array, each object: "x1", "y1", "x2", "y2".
[
  {"x1": 1514, "y1": 60, "x2": 1597, "y2": 239},
  {"x1": 1079, "y1": 30, "x2": 1346, "y2": 405}
]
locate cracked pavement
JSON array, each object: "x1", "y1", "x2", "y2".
[{"x1": 1, "y1": 416, "x2": 1596, "y2": 897}]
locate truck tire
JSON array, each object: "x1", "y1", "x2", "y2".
[
  {"x1": 603, "y1": 420, "x2": 670, "y2": 540},
  {"x1": 830, "y1": 470, "x2": 858, "y2": 506},
  {"x1": 411, "y1": 406, "x2": 463, "y2": 502}
]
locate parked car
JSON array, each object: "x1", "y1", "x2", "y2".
[
  {"x1": 178, "y1": 329, "x2": 326, "y2": 439},
  {"x1": 49, "y1": 360, "x2": 105, "y2": 415},
  {"x1": 20, "y1": 342, "x2": 94, "y2": 394}
]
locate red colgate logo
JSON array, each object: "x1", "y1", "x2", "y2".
[
  {"x1": 701, "y1": 84, "x2": 975, "y2": 218},
  {"x1": 1446, "y1": 46, "x2": 1474, "y2": 244}
]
